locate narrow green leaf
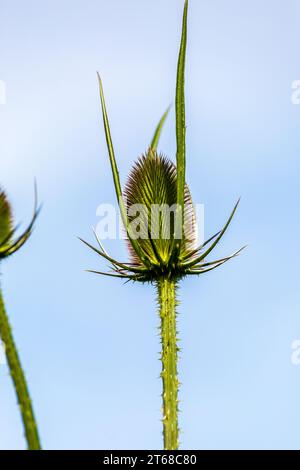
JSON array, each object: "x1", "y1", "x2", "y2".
[
  {"x1": 193, "y1": 245, "x2": 246, "y2": 269},
  {"x1": 97, "y1": 73, "x2": 123, "y2": 205},
  {"x1": 172, "y1": 0, "x2": 188, "y2": 258},
  {"x1": 186, "y1": 259, "x2": 232, "y2": 275},
  {"x1": 186, "y1": 246, "x2": 244, "y2": 275},
  {"x1": 97, "y1": 73, "x2": 150, "y2": 267},
  {"x1": 180, "y1": 230, "x2": 222, "y2": 261},
  {"x1": 0, "y1": 191, "x2": 13, "y2": 244},
  {"x1": 79, "y1": 237, "x2": 146, "y2": 274},
  {"x1": 183, "y1": 199, "x2": 241, "y2": 269},
  {"x1": 86, "y1": 269, "x2": 136, "y2": 280},
  {"x1": 150, "y1": 106, "x2": 171, "y2": 151},
  {"x1": 1, "y1": 185, "x2": 40, "y2": 258},
  {"x1": 175, "y1": 0, "x2": 188, "y2": 214}
]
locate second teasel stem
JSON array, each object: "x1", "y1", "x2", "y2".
[
  {"x1": 0, "y1": 287, "x2": 41, "y2": 450},
  {"x1": 157, "y1": 277, "x2": 179, "y2": 450}
]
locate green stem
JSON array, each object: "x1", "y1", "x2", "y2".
[
  {"x1": 157, "y1": 277, "x2": 179, "y2": 450},
  {"x1": 0, "y1": 287, "x2": 41, "y2": 450}
]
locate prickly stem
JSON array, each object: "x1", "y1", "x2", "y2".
[
  {"x1": 0, "y1": 286, "x2": 41, "y2": 450},
  {"x1": 157, "y1": 277, "x2": 179, "y2": 450}
]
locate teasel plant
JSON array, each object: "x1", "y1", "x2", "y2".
[
  {"x1": 0, "y1": 187, "x2": 41, "y2": 450},
  {"x1": 81, "y1": 0, "x2": 245, "y2": 450}
]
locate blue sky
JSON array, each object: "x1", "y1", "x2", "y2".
[{"x1": 1, "y1": 0, "x2": 300, "y2": 449}]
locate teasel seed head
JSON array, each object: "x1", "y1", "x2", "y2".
[
  {"x1": 124, "y1": 148, "x2": 197, "y2": 272},
  {"x1": 0, "y1": 187, "x2": 40, "y2": 260},
  {"x1": 81, "y1": 0, "x2": 245, "y2": 282}
]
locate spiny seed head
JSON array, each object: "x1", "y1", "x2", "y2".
[
  {"x1": 81, "y1": 144, "x2": 243, "y2": 282},
  {"x1": 124, "y1": 148, "x2": 197, "y2": 271},
  {"x1": 81, "y1": 0, "x2": 244, "y2": 283},
  {"x1": 0, "y1": 190, "x2": 13, "y2": 247},
  {"x1": 0, "y1": 187, "x2": 39, "y2": 260}
]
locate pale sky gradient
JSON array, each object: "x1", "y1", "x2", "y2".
[{"x1": 1, "y1": 0, "x2": 300, "y2": 449}]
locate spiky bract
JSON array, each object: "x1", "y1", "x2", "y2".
[
  {"x1": 124, "y1": 149, "x2": 197, "y2": 270},
  {"x1": 0, "y1": 190, "x2": 13, "y2": 251},
  {"x1": 0, "y1": 189, "x2": 39, "y2": 260}
]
